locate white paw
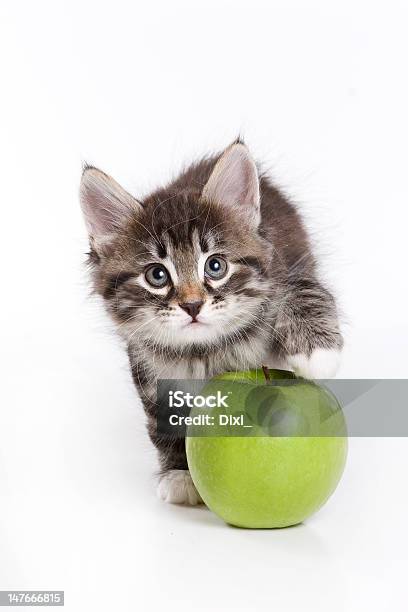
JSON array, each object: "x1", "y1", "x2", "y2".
[
  {"x1": 287, "y1": 347, "x2": 341, "y2": 379},
  {"x1": 157, "y1": 470, "x2": 203, "y2": 506}
]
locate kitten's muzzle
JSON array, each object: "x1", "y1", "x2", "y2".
[{"x1": 178, "y1": 300, "x2": 204, "y2": 321}]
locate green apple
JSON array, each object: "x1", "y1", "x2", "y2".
[{"x1": 186, "y1": 368, "x2": 347, "y2": 528}]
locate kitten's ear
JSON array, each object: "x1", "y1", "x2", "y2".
[
  {"x1": 80, "y1": 167, "x2": 142, "y2": 243},
  {"x1": 202, "y1": 143, "x2": 260, "y2": 227}
]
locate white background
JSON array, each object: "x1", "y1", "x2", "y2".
[{"x1": 0, "y1": 1, "x2": 407, "y2": 610}]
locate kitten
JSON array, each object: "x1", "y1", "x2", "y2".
[{"x1": 80, "y1": 142, "x2": 343, "y2": 505}]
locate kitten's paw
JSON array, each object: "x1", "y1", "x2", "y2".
[
  {"x1": 157, "y1": 470, "x2": 203, "y2": 506},
  {"x1": 287, "y1": 347, "x2": 341, "y2": 379}
]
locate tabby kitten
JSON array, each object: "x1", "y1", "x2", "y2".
[{"x1": 80, "y1": 142, "x2": 343, "y2": 505}]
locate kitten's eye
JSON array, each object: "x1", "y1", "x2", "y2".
[
  {"x1": 145, "y1": 264, "x2": 169, "y2": 288},
  {"x1": 204, "y1": 256, "x2": 228, "y2": 280}
]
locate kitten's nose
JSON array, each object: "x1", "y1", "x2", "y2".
[{"x1": 179, "y1": 300, "x2": 204, "y2": 320}]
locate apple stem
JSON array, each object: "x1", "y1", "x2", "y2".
[{"x1": 262, "y1": 365, "x2": 271, "y2": 382}]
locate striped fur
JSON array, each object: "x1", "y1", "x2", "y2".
[{"x1": 80, "y1": 144, "x2": 343, "y2": 481}]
